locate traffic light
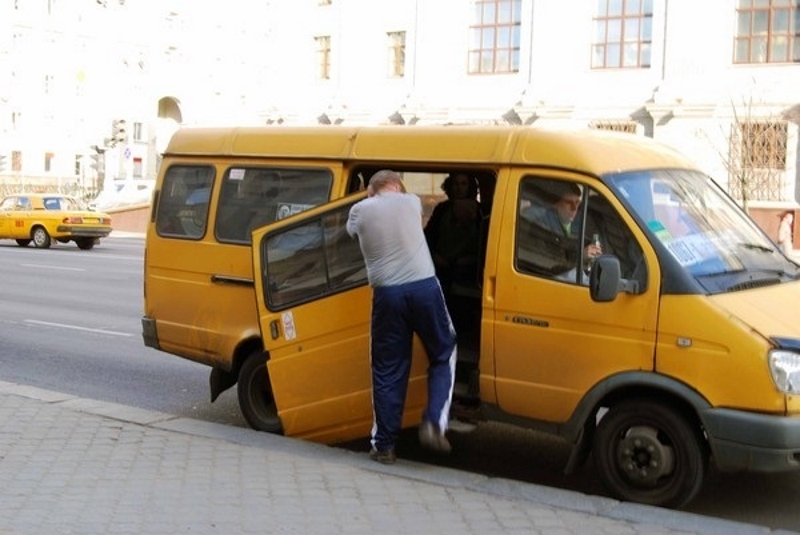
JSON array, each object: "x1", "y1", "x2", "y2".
[
  {"x1": 111, "y1": 119, "x2": 127, "y2": 145},
  {"x1": 88, "y1": 146, "x2": 105, "y2": 176},
  {"x1": 90, "y1": 153, "x2": 101, "y2": 171}
]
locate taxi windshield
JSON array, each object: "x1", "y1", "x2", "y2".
[{"x1": 607, "y1": 169, "x2": 799, "y2": 292}]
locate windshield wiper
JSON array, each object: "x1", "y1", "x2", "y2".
[{"x1": 738, "y1": 243, "x2": 775, "y2": 253}]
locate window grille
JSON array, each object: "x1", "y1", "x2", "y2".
[
  {"x1": 728, "y1": 120, "x2": 787, "y2": 201},
  {"x1": 589, "y1": 120, "x2": 639, "y2": 134}
]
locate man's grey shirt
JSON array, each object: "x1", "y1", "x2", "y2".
[{"x1": 347, "y1": 191, "x2": 436, "y2": 287}]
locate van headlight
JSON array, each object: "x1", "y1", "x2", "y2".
[{"x1": 769, "y1": 350, "x2": 800, "y2": 394}]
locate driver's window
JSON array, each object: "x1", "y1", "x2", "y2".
[{"x1": 515, "y1": 177, "x2": 646, "y2": 290}]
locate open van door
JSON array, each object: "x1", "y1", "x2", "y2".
[{"x1": 251, "y1": 194, "x2": 430, "y2": 444}]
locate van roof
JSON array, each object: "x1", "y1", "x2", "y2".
[{"x1": 164, "y1": 125, "x2": 696, "y2": 176}]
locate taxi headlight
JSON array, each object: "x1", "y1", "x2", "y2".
[{"x1": 769, "y1": 350, "x2": 800, "y2": 394}]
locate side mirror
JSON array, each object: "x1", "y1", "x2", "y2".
[{"x1": 589, "y1": 255, "x2": 621, "y2": 302}]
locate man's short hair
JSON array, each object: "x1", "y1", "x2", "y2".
[
  {"x1": 368, "y1": 169, "x2": 405, "y2": 194},
  {"x1": 542, "y1": 180, "x2": 582, "y2": 204}
]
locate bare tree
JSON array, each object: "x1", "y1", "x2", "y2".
[{"x1": 725, "y1": 97, "x2": 787, "y2": 211}]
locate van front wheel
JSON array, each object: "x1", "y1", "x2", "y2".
[
  {"x1": 237, "y1": 352, "x2": 283, "y2": 434},
  {"x1": 592, "y1": 400, "x2": 707, "y2": 509}
]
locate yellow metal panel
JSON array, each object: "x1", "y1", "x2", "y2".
[
  {"x1": 656, "y1": 294, "x2": 783, "y2": 413},
  {"x1": 164, "y1": 125, "x2": 695, "y2": 178}
]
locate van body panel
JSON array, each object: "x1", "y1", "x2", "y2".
[
  {"x1": 515, "y1": 128, "x2": 696, "y2": 173},
  {"x1": 165, "y1": 127, "x2": 361, "y2": 159},
  {"x1": 656, "y1": 294, "x2": 782, "y2": 412},
  {"x1": 490, "y1": 169, "x2": 660, "y2": 423},
  {"x1": 710, "y1": 282, "x2": 800, "y2": 339},
  {"x1": 163, "y1": 126, "x2": 693, "y2": 176},
  {"x1": 144, "y1": 238, "x2": 257, "y2": 369}
]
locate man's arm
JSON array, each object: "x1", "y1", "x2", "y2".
[{"x1": 346, "y1": 204, "x2": 360, "y2": 238}]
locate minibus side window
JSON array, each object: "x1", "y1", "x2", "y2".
[
  {"x1": 155, "y1": 165, "x2": 215, "y2": 239},
  {"x1": 516, "y1": 177, "x2": 645, "y2": 289},
  {"x1": 216, "y1": 167, "x2": 332, "y2": 244},
  {"x1": 262, "y1": 202, "x2": 366, "y2": 310}
]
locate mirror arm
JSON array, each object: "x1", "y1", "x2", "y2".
[{"x1": 618, "y1": 278, "x2": 639, "y2": 294}]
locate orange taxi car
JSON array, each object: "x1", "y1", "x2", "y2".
[{"x1": 0, "y1": 193, "x2": 112, "y2": 250}]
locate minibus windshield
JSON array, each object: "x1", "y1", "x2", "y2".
[{"x1": 607, "y1": 169, "x2": 799, "y2": 292}]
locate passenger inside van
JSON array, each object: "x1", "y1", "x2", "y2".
[
  {"x1": 519, "y1": 180, "x2": 601, "y2": 283},
  {"x1": 424, "y1": 172, "x2": 485, "y2": 299}
]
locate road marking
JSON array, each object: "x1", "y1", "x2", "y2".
[
  {"x1": 21, "y1": 264, "x2": 85, "y2": 272},
  {"x1": 24, "y1": 319, "x2": 133, "y2": 337}
]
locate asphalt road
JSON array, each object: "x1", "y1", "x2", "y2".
[{"x1": 1, "y1": 234, "x2": 800, "y2": 531}]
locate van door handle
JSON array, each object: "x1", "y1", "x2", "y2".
[
  {"x1": 269, "y1": 319, "x2": 280, "y2": 340},
  {"x1": 210, "y1": 274, "x2": 254, "y2": 287}
]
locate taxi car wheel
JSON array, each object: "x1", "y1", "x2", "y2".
[
  {"x1": 592, "y1": 399, "x2": 707, "y2": 509},
  {"x1": 15, "y1": 239, "x2": 31, "y2": 247},
  {"x1": 237, "y1": 352, "x2": 283, "y2": 434},
  {"x1": 76, "y1": 238, "x2": 95, "y2": 250},
  {"x1": 32, "y1": 227, "x2": 52, "y2": 249}
]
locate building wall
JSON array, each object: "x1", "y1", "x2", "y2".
[{"x1": 1, "y1": 0, "x2": 799, "y2": 216}]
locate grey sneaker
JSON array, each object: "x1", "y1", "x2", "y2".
[
  {"x1": 369, "y1": 448, "x2": 396, "y2": 465},
  {"x1": 418, "y1": 420, "x2": 452, "y2": 454}
]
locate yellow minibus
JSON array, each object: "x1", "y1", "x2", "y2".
[{"x1": 143, "y1": 125, "x2": 800, "y2": 508}]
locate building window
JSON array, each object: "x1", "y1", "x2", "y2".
[
  {"x1": 468, "y1": 0, "x2": 521, "y2": 74},
  {"x1": 11, "y1": 151, "x2": 22, "y2": 172},
  {"x1": 44, "y1": 152, "x2": 54, "y2": 173},
  {"x1": 729, "y1": 120, "x2": 788, "y2": 201},
  {"x1": 133, "y1": 121, "x2": 144, "y2": 142},
  {"x1": 315, "y1": 35, "x2": 331, "y2": 80},
  {"x1": 734, "y1": 0, "x2": 800, "y2": 63},
  {"x1": 387, "y1": 31, "x2": 406, "y2": 77},
  {"x1": 592, "y1": 0, "x2": 653, "y2": 69},
  {"x1": 590, "y1": 120, "x2": 639, "y2": 133}
]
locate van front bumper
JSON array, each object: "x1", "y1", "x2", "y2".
[{"x1": 702, "y1": 407, "x2": 800, "y2": 472}]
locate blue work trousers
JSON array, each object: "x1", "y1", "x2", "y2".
[{"x1": 369, "y1": 276, "x2": 457, "y2": 452}]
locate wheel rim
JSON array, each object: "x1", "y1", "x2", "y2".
[
  {"x1": 33, "y1": 228, "x2": 48, "y2": 246},
  {"x1": 615, "y1": 426, "x2": 675, "y2": 485}
]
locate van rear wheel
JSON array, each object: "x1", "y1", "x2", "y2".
[
  {"x1": 592, "y1": 399, "x2": 707, "y2": 509},
  {"x1": 237, "y1": 352, "x2": 282, "y2": 434}
]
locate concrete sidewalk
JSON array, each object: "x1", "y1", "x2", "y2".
[{"x1": 0, "y1": 381, "x2": 794, "y2": 535}]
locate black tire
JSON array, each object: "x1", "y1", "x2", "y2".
[
  {"x1": 593, "y1": 399, "x2": 708, "y2": 508},
  {"x1": 15, "y1": 239, "x2": 31, "y2": 247},
  {"x1": 76, "y1": 238, "x2": 95, "y2": 250},
  {"x1": 237, "y1": 352, "x2": 283, "y2": 434},
  {"x1": 32, "y1": 227, "x2": 51, "y2": 249}
]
